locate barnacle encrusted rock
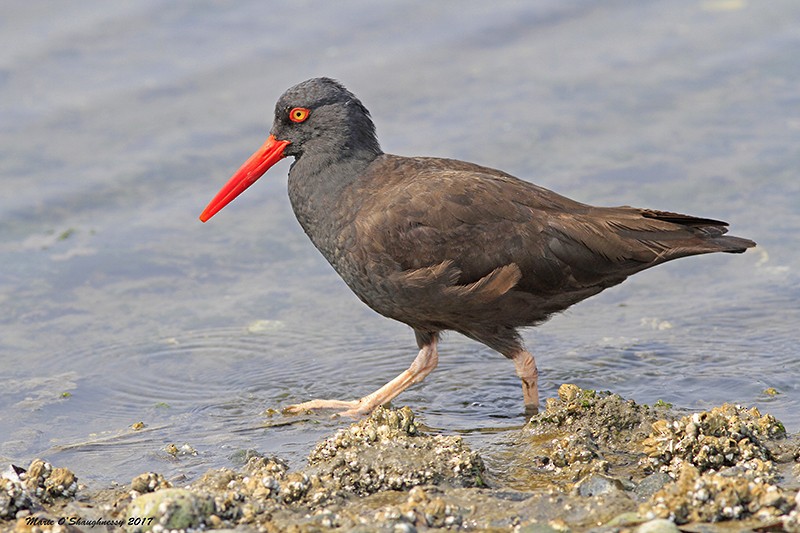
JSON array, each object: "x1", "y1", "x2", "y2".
[
  {"x1": 642, "y1": 462, "x2": 794, "y2": 524},
  {"x1": 511, "y1": 384, "x2": 662, "y2": 488},
  {"x1": 0, "y1": 476, "x2": 32, "y2": 519},
  {"x1": 305, "y1": 406, "x2": 485, "y2": 499},
  {"x1": 0, "y1": 459, "x2": 78, "y2": 521},
  {"x1": 783, "y1": 490, "x2": 800, "y2": 532},
  {"x1": 530, "y1": 384, "x2": 659, "y2": 447},
  {"x1": 373, "y1": 485, "x2": 466, "y2": 529},
  {"x1": 131, "y1": 408, "x2": 485, "y2": 530},
  {"x1": 641, "y1": 404, "x2": 786, "y2": 478},
  {"x1": 25, "y1": 459, "x2": 79, "y2": 502},
  {"x1": 191, "y1": 454, "x2": 289, "y2": 522},
  {"x1": 42, "y1": 467, "x2": 78, "y2": 502},
  {"x1": 126, "y1": 487, "x2": 215, "y2": 533},
  {"x1": 640, "y1": 404, "x2": 793, "y2": 524},
  {"x1": 3, "y1": 398, "x2": 796, "y2": 531},
  {"x1": 130, "y1": 472, "x2": 172, "y2": 495}
]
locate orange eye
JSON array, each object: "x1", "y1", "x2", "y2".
[{"x1": 289, "y1": 107, "x2": 310, "y2": 123}]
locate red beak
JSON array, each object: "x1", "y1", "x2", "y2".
[{"x1": 199, "y1": 135, "x2": 291, "y2": 222}]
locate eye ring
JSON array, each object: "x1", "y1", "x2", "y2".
[{"x1": 289, "y1": 107, "x2": 310, "y2": 123}]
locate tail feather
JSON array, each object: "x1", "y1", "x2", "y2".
[
  {"x1": 704, "y1": 234, "x2": 756, "y2": 253},
  {"x1": 641, "y1": 209, "x2": 728, "y2": 228},
  {"x1": 641, "y1": 209, "x2": 756, "y2": 253}
]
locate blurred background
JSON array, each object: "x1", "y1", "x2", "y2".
[{"x1": 1, "y1": 0, "x2": 798, "y2": 487}]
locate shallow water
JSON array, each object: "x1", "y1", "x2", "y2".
[{"x1": 1, "y1": 1, "x2": 798, "y2": 487}]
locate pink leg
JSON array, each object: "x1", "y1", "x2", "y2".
[
  {"x1": 512, "y1": 349, "x2": 539, "y2": 414},
  {"x1": 284, "y1": 336, "x2": 439, "y2": 417}
]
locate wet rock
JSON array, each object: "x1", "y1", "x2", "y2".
[
  {"x1": 126, "y1": 487, "x2": 215, "y2": 532},
  {"x1": 518, "y1": 523, "x2": 568, "y2": 533},
  {"x1": 636, "y1": 518, "x2": 680, "y2": 533},
  {"x1": 634, "y1": 472, "x2": 672, "y2": 501},
  {"x1": 575, "y1": 474, "x2": 625, "y2": 497},
  {"x1": 603, "y1": 511, "x2": 648, "y2": 527}
]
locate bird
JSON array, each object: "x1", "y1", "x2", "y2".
[{"x1": 200, "y1": 77, "x2": 755, "y2": 417}]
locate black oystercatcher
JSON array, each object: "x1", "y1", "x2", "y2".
[{"x1": 200, "y1": 78, "x2": 755, "y2": 417}]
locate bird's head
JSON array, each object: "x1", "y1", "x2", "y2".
[{"x1": 200, "y1": 77, "x2": 380, "y2": 222}]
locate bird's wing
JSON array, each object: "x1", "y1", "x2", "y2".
[
  {"x1": 352, "y1": 157, "x2": 577, "y2": 294},
  {"x1": 351, "y1": 156, "x2": 748, "y2": 299}
]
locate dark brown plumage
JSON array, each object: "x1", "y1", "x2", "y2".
[{"x1": 200, "y1": 78, "x2": 755, "y2": 416}]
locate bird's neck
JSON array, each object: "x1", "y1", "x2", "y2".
[{"x1": 287, "y1": 147, "x2": 381, "y2": 249}]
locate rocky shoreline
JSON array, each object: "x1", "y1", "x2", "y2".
[{"x1": 3, "y1": 385, "x2": 799, "y2": 532}]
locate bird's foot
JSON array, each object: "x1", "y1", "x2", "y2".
[
  {"x1": 283, "y1": 340, "x2": 440, "y2": 419},
  {"x1": 283, "y1": 398, "x2": 370, "y2": 418},
  {"x1": 523, "y1": 402, "x2": 539, "y2": 417}
]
